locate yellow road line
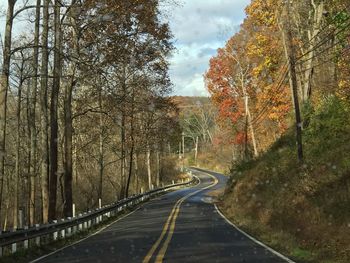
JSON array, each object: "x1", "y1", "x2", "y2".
[
  {"x1": 142, "y1": 198, "x2": 182, "y2": 263},
  {"x1": 154, "y1": 200, "x2": 181, "y2": 262},
  {"x1": 144, "y1": 172, "x2": 219, "y2": 263},
  {"x1": 143, "y1": 178, "x2": 201, "y2": 263}
]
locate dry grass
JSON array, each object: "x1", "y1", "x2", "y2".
[{"x1": 220, "y1": 127, "x2": 350, "y2": 263}]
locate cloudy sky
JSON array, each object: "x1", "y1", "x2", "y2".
[
  {"x1": 164, "y1": 0, "x2": 250, "y2": 96},
  {"x1": 0, "y1": 0, "x2": 250, "y2": 96}
]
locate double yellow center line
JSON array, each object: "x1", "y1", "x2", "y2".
[{"x1": 143, "y1": 173, "x2": 218, "y2": 263}]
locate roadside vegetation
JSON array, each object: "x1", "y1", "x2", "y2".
[
  {"x1": 221, "y1": 96, "x2": 350, "y2": 262},
  {"x1": 205, "y1": 0, "x2": 350, "y2": 262},
  {"x1": 173, "y1": 96, "x2": 234, "y2": 174}
]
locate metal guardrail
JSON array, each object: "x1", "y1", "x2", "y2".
[{"x1": 0, "y1": 175, "x2": 197, "y2": 257}]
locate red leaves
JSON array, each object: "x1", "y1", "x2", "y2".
[{"x1": 205, "y1": 0, "x2": 291, "y2": 150}]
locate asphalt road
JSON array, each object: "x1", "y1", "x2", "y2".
[{"x1": 33, "y1": 168, "x2": 293, "y2": 263}]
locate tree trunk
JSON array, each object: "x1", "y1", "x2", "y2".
[
  {"x1": 146, "y1": 143, "x2": 152, "y2": 190},
  {"x1": 134, "y1": 154, "x2": 139, "y2": 193},
  {"x1": 194, "y1": 136, "x2": 198, "y2": 165},
  {"x1": 0, "y1": 0, "x2": 15, "y2": 228},
  {"x1": 244, "y1": 114, "x2": 249, "y2": 159},
  {"x1": 120, "y1": 111, "x2": 126, "y2": 199},
  {"x1": 14, "y1": 70, "x2": 24, "y2": 230},
  {"x1": 40, "y1": 0, "x2": 50, "y2": 224},
  {"x1": 126, "y1": 144, "x2": 134, "y2": 197},
  {"x1": 156, "y1": 150, "x2": 160, "y2": 187},
  {"x1": 246, "y1": 105, "x2": 258, "y2": 157},
  {"x1": 97, "y1": 87, "x2": 103, "y2": 201},
  {"x1": 63, "y1": 2, "x2": 79, "y2": 218},
  {"x1": 302, "y1": 1, "x2": 324, "y2": 102},
  {"x1": 63, "y1": 74, "x2": 74, "y2": 218},
  {"x1": 28, "y1": 0, "x2": 41, "y2": 226},
  {"x1": 125, "y1": 100, "x2": 135, "y2": 198},
  {"x1": 284, "y1": 1, "x2": 304, "y2": 163},
  {"x1": 48, "y1": 0, "x2": 61, "y2": 221},
  {"x1": 119, "y1": 71, "x2": 127, "y2": 199},
  {"x1": 242, "y1": 88, "x2": 258, "y2": 157}
]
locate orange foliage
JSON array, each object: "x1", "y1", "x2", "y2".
[{"x1": 205, "y1": 0, "x2": 291, "y2": 153}]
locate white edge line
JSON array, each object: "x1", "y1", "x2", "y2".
[
  {"x1": 30, "y1": 207, "x2": 141, "y2": 263},
  {"x1": 214, "y1": 204, "x2": 296, "y2": 263}
]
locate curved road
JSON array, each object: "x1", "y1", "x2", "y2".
[{"x1": 33, "y1": 168, "x2": 292, "y2": 263}]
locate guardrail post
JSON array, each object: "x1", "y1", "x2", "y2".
[
  {"x1": 66, "y1": 217, "x2": 72, "y2": 236},
  {"x1": 35, "y1": 224, "x2": 40, "y2": 246},
  {"x1": 83, "y1": 219, "x2": 87, "y2": 229},
  {"x1": 11, "y1": 242, "x2": 17, "y2": 254},
  {"x1": 98, "y1": 199, "x2": 102, "y2": 223},
  {"x1": 79, "y1": 214, "x2": 83, "y2": 230},
  {"x1": 24, "y1": 226, "x2": 29, "y2": 249},
  {"x1": 53, "y1": 220, "x2": 58, "y2": 240},
  {"x1": 172, "y1": 180, "x2": 174, "y2": 185},
  {"x1": 72, "y1": 203, "x2": 76, "y2": 218},
  {"x1": 60, "y1": 219, "x2": 66, "y2": 238}
]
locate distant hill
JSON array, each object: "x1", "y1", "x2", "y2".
[{"x1": 171, "y1": 96, "x2": 210, "y2": 111}]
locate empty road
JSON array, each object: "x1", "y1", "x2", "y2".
[{"x1": 33, "y1": 168, "x2": 293, "y2": 263}]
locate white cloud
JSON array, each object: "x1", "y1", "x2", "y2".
[{"x1": 165, "y1": 0, "x2": 250, "y2": 96}]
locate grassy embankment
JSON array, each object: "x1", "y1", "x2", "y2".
[
  {"x1": 220, "y1": 96, "x2": 350, "y2": 263},
  {"x1": 183, "y1": 146, "x2": 233, "y2": 174}
]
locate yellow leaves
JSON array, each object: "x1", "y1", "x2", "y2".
[
  {"x1": 264, "y1": 57, "x2": 272, "y2": 68},
  {"x1": 252, "y1": 64, "x2": 264, "y2": 77},
  {"x1": 339, "y1": 80, "x2": 348, "y2": 89},
  {"x1": 336, "y1": 80, "x2": 350, "y2": 101},
  {"x1": 245, "y1": 0, "x2": 279, "y2": 28}
]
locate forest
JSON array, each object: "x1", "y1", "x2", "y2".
[{"x1": 0, "y1": 0, "x2": 182, "y2": 230}]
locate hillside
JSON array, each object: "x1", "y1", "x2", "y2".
[
  {"x1": 219, "y1": 96, "x2": 350, "y2": 263},
  {"x1": 171, "y1": 96, "x2": 210, "y2": 109}
]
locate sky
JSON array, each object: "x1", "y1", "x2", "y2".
[
  {"x1": 163, "y1": 0, "x2": 250, "y2": 96},
  {"x1": 0, "y1": 0, "x2": 250, "y2": 97}
]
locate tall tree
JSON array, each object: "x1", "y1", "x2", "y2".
[
  {"x1": 28, "y1": 0, "x2": 41, "y2": 226},
  {"x1": 40, "y1": 0, "x2": 50, "y2": 223}
]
